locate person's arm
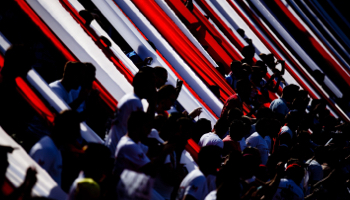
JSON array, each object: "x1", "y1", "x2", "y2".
[
  {"x1": 175, "y1": 79, "x2": 183, "y2": 99},
  {"x1": 277, "y1": 60, "x2": 285, "y2": 75},
  {"x1": 69, "y1": 87, "x2": 90, "y2": 110},
  {"x1": 140, "y1": 142, "x2": 177, "y2": 177}
]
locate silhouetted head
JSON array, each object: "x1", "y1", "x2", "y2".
[
  {"x1": 157, "y1": 85, "x2": 176, "y2": 111},
  {"x1": 62, "y1": 61, "x2": 85, "y2": 90},
  {"x1": 52, "y1": 110, "x2": 81, "y2": 145},
  {"x1": 229, "y1": 119, "x2": 245, "y2": 141},
  {"x1": 282, "y1": 84, "x2": 300, "y2": 102},
  {"x1": 127, "y1": 111, "x2": 153, "y2": 142},
  {"x1": 154, "y1": 66, "x2": 168, "y2": 89},
  {"x1": 198, "y1": 146, "x2": 222, "y2": 175},
  {"x1": 133, "y1": 71, "x2": 156, "y2": 100}
]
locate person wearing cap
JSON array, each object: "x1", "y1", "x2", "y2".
[
  {"x1": 69, "y1": 178, "x2": 100, "y2": 200},
  {"x1": 271, "y1": 163, "x2": 305, "y2": 200}
]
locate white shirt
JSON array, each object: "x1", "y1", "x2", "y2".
[
  {"x1": 198, "y1": 133, "x2": 224, "y2": 149},
  {"x1": 272, "y1": 179, "x2": 304, "y2": 200},
  {"x1": 29, "y1": 136, "x2": 62, "y2": 185},
  {"x1": 105, "y1": 93, "x2": 143, "y2": 155},
  {"x1": 306, "y1": 159, "x2": 323, "y2": 182},
  {"x1": 280, "y1": 126, "x2": 294, "y2": 139},
  {"x1": 177, "y1": 169, "x2": 208, "y2": 200},
  {"x1": 206, "y1": 174, "x2": 216, "y2": 193},
  {"x1": 49, "y1": 80, "x2": 73, "y2": 104},
  {"x1": 204, "y1": 190, "x2": 217, "y2": 200},
  {"x1": 114, "y1": 136, "x2": 150, "y2": 177},
  {"x1": 246, "y1": 132, "x2": 269, "y2": 165}
]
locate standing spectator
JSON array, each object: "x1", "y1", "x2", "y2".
[
  {"x1": 223, "y1": 119, "x2": 246, "y2": 154},
  {"x1": 176, "y1": 146, "x2": 222, "y2": 200},
  {"x1": 198, "y1": 118, "x2": 229, "y2": 149},
  {"x1": 49, "y1": 61, "x2": 87, "y2": 110},
  {"x1": 29, "y1": 110, "x2": 81, "y2": 186},
  {"x1": 221, "y1": 79, "x2": 252, "y2": 119},
  {"x1": 271, "y1": 163, "x2": 304, "y2": 200},
  {"x1": 105, "y1": 71, "x2": 156, "y2": 154},
  {"x1": 270, "y1": 84, "x2": 300, "y2": 121},
  {"x1": 246, "y1": 118, "x2": 270, "y2": 165}
]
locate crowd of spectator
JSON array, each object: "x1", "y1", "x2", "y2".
[{"x1": 1, "y1": 42, "x2": 350, "y2": 200}]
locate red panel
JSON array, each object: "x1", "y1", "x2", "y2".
[
  {"x1": 1, "y1": 178, "x2": 15, "y2": 196},
  {"x1": 185, "y1": 138, "x2": 200, "y2": 163},
  {"x1": 0, "y1": 53, "x2": 4, "y2": 68},
  {"x1": 15, "y1": 77, "x2": 55, "y2": 123}
]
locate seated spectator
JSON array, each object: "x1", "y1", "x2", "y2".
[
  {"x1": 29, "y1": 110, "x2": 81, "y2": 186},
  {"x1": 198, "y1": 118, "x2": 229, "y2": 148},
  {"x1": 177, "y1": 146, "x2": 222, "y2": 200},
  {"x1": 105, "y1": 71, "x2": 156, "y2": 154}
]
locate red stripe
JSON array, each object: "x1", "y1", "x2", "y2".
[
  {"x1": 15, "y1": 77, "x2": 56, "y2": 123},
  {"x1": 232, "y1": 0, "x2": 349, "y2": 122},
  {"x1": 0, "y1": 52, "x2": 4, "y2": 68},
  {"x1": 15, "y1": 0, "x2": 118, "y2": 112},
  {"x1": 185, "y1": 138, "x2": 200, "y2": 162},
  {"x1": 194, "y1": 0, "x2": 245, "y2": 51},
  {"x1": 273, "y1": 0, "x2": 350, "y2": 87},
  {"x1": 131, "y1": 0, "x2": 254, "y2": 114},
  {"x1": 166, "y1": 0, "x2": 233, "y2": 73},
  {"x1": 1, "y1": 178, "x2": 15, "y2": 196},
  {"x1": 59, "y1": 0, "x2": 134, "y2": 83}
]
